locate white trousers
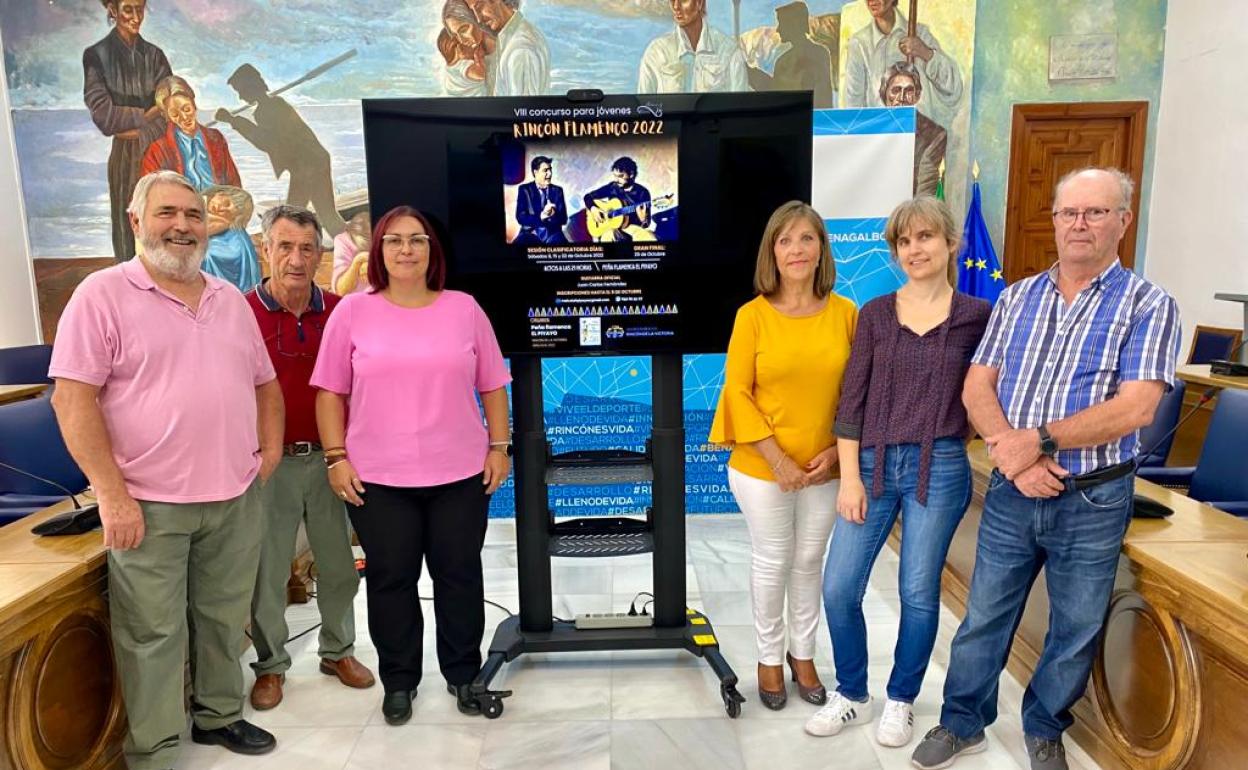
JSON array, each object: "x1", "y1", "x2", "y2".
[{"x1": 728, "y1": 468, "x2": 839, "y2": 665}]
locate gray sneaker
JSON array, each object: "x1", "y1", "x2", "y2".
[
  {"x1": 1026, "y1": 735, "x2": 1068, "y2": 770},
  {"x1": 910, "y1": 725, "x2": 987, "y2": 769}
]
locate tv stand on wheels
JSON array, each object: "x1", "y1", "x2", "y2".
[{"x1": 470, "y1": 353, "x2": 744, "y2": 719}]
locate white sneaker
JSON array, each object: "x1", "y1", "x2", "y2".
[
  {"x1": 875, "y1": 698, "x2": 914, "y2": 747},
  {"x1": 804, "y1": 693, "x2": 874, "y2": 737}
]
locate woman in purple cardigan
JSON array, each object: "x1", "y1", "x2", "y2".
[{"x1": 806, "y1": 197, "x2": 990, "y2": 747}]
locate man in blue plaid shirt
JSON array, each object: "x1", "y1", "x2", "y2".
[{"x1": 913, "y1": 168, "x2": 1181, "y2": 770}]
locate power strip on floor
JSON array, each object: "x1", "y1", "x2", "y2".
[{"x1": 574, "y1": 612, "x2": 654, "y2": 630}]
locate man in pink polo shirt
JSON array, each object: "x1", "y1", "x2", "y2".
[{"x1": 49, "y1": 170, "x2": 285, "y2": 770}]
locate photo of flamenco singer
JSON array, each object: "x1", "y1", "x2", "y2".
[{"x1": 503, "y1": 135, "x2": 679, "y2": 246}]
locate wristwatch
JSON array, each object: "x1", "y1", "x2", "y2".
[
  {"x1": 489, "y1": 442, "x2": 513, "y2": 457},
  {"x1": 1037, "y1": 425, "x2": 1058, "y2": 456}
]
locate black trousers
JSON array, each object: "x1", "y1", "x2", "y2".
[{"x1": 348, "y1": 474, "x2": 489, "y2": 692}]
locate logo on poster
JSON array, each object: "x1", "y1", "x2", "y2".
[{"x1": 580, "y1": 317, "x2": 602, "y2": 346}]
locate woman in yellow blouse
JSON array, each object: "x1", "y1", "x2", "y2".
[{"x1": 710, "y1": 200, "x2": 858, "y2": 711}]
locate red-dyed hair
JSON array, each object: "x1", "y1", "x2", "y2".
[{"x1": 366, "y1": 205, "x2": 446, "y2": 292}]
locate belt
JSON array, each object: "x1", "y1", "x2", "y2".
[
  {"x1": 283, "y1": 441, "x2": 322, "y2": 457},
  {"x1": 1068, "y1": 459, "x2": 1134, "y2": 490}
]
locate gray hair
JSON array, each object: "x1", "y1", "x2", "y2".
[
  {"x1": 1054, "y1": 167, "x2": 1135, "y2": 211},
  {"x1": 260, "y1": 204, "x2": 323, "y2": 247},
  {"x1": 443, "y1": 0, "x2": 478, "y2": 23},
  {"x1": 203, "y1": 185, "x2": 254, "y2": 229},
  {"x1": 128, "y1": 171, "x2": 200, "y2": 222}
]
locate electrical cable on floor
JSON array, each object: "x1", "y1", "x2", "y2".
[
  {"x1": 419, "y1": 594, "x2": 516, "y2": 618},
  {"x1": 249, "y1": 573, "x2": 520, "y2": 647}
]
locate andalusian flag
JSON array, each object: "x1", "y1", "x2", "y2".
[{"x1": 956, "y1": 181, "x2": 1004, "y2": 304}]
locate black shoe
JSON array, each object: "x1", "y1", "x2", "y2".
[
  {"x1": 190, "y1": 720, "x2": 276, "y2": 755},
  {"x1": 447, "y1": 683, "x2": 482, "y2": 716},
  {"x1": 382, "y1": 689, "x2": 416, "y2": 725}
]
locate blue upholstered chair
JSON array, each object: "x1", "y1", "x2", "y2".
[
  {"x1": 1136, "y1": 380, "x2": 1186, "y2": 468},
  {"x1": 0, "y1": 395, "x2": 87, "y2": 526},
  {"x1": 1137, "y1": 388, "x2": 1248, "y2": 516},
  {"x1": 1187, "y1": 326, "x2": 1241, "y2": 365},
  {"x1": 0, "y1": 344, "x2": 54, "y2": 385}
]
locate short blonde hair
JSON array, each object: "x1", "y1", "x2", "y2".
[
  {"x1": 154, "y1": 75, "x2": 195, "y2": 111},
  {"x1": 753, "y1": 201, "x2": 835, "y2": 298},
  {"x1": 883, "y1": 195, "x2": 960, "y2": 287}
]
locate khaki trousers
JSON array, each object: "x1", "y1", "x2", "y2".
[
  {"x1": 108, "y1": 481, "x2": 262, "y2": 770},
  {"x1": 250, "y1": 452, "x2": 358, "y2": 675}
]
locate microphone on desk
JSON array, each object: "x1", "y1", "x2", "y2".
[
  {"x1": 1210, "y1": 337, "x2": 1248, "y2": 376},
  {"x1": 1129, "y1": 385, "x2": 1218, "y2": 518},
  {"x1": 0, "y1": 460, "x2": 101, "y2": 536}
]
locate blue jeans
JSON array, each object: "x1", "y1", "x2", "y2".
[
  {"x1": 822, "y1": 438, "x2": 971, "y2": 703},
  {"x1": 940, "y1": 469, "x2": 1133, "y2": 740}
]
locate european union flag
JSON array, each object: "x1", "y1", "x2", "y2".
[{"x1": 956, "y1": 182, "x2": 1004, "y2": 305}]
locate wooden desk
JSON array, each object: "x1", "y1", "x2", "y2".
[
  {"x1": 0, "y1": 498, "x2": 124, "y2": 770},
  {"x1": 931, "y1": 443, "x2": 1248, "y2": 770},
  {"x1": 1169, "y1": 365, "x2": 1248, "y2": 465},
  {"x1": 0, "y1": 383, "x2": 47, "y2": 405},
  {"x1": 1176, "y1": 364, "x2": 1248, "y2": 391}
]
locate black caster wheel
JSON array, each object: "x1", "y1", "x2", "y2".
[
  {"x1": 721, "y1": 684, "x2": 745, "y2": 719},
  {"x1": 481, "y1": 696, "x2": 504, "y2": 719}
]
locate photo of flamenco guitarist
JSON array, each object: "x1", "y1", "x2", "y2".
[{"x1": 582, "y1": 156, "x2": 673, "y2": 243}]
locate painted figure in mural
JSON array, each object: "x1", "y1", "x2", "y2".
[
  {"x1": 638, "y1": 0, "x2": 749, "y2": 93},
  {"x1": 83, "y1": 0, "x2": 172, "y2": 261},
  {"x1": 746, "y1": 2, "x2": 833, "y2": 107},
  {"x1": 583, "y1": 157, "x2": 656, "y2": 243},
  {"x1": 467, "y1": 0, "x2": 550, "y2": 96},
  {"x1": 514, "y1": 155, "x2": 569, "y2": 245},
  {"x1": 438, "y1": 0, "x2": 495, "y2": 98},
  {"x1": 842, "y1": 0, "x2": 963, "y2": 127},
  {"x1": 202, "y1": 185, "x2": 263, "y2": 293},
  {"x1": 333, "y1": 210, "x2": 373, "y2": 295},
  {"x1": 881, "y1": 62, "x2": 947, "y2": 196},
  {"x1": 141, "y1": 76, "x2": 242, "y2": 192},
  {"x1": 214, "y1": 64, "x2": 349, "y2": 236}
]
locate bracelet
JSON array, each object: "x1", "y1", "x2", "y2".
[
  {"x1": 324, "y1": 449, "x2": 348, "y2": 458},
  {"x1": 323, "y1": 446, "x2": 346, "y2": 453},
  {"x1": 771, "y1": 457, "x2": 785, "y2": 473},
  {"x1": 326, "y1": 459, "x2": 348, "y2": 471},
  {"x1": 489, "y1": 441, "x2": 510, "y2": 447}
]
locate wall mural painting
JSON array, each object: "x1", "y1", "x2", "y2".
[{"x1": 3, "y1": 0, "x2": 975, "y2": 515}]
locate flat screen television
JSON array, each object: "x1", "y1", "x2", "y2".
[{"x1": 361, "y1": 91, "x2": 812, "y2": 356}]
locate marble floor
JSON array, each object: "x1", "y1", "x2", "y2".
[{"x1": 178, "y1": 515, "x2": 1105, "y2": 770}]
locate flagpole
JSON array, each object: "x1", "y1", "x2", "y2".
[{"x1": 906, "y1": 0, "x2": 918, "y2": 63}]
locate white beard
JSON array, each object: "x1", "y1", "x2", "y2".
[{"x1": 141, "y1": 231, "x2": 206, "y2": 283}]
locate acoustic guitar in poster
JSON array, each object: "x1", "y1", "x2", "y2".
[{"x1": 586, "y1": 193, "x2": 676, "y2": 240}]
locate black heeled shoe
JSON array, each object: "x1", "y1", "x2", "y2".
[
  {"x1": 382, "y1": 688, "x2": 416, "y2": 725},
  {"x1": 448, "y1": 683, "x2": 482, "y2": 716},
  {"x1": 757, "y1": 663, "x2": 788, "y2": 710},
  {"x1": 786, "y1": 652, "x2": 828, "y2": 705}
]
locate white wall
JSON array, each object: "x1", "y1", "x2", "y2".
[
  {"x1": 1145, "y1": 0, "x2": 1248, "y2": 358},
  {"x1": 0, "y1": 28, "x2": 41, "y2": 347}
]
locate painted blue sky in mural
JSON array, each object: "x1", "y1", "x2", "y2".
[{"x1": 3, "y1": 0, "x2": 852, "y2": 109}]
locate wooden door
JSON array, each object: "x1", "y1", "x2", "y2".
[{"x1": 1003, "y1": 102, "x2": 1148, "y2": 284}]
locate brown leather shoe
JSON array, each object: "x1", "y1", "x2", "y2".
[
  {"x1": 249, "y1": 673, "x2": 284, "y2": 710},
  {"x1": 320, "y1": 656, "x2": 376, "y2": 689}
]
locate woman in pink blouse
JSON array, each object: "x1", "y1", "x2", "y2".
[{"x1": 311, "y1": 206, "x2": 512, "y2": 726}]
